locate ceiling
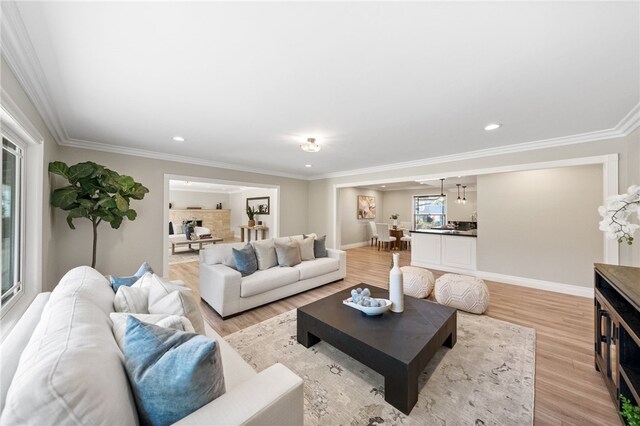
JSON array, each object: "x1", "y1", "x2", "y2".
[
  {"x1": 6, "y1": 1, "x2": 640, "y2": 178},
  {"x1": 169, "y1": 180, "x2": 249, "y2": 193},
  {"x1": 357, "y1": 176, "x2": 477, "y2": 192}
]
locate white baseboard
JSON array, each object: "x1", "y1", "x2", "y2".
[
  {"x1": 341, "y1": 241, "x2": 371, "y2": 250},
  {"x1": 411, "y1": 261, "x2": 593, "y2": 298}
]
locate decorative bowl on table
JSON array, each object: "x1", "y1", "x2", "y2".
[{"x1": 343, "y1": 297, "x2": 392, "y2": 316}]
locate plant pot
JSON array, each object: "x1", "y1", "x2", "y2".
[{"x1": 248, "y1": 220, "x2": 256, "y2": 227}]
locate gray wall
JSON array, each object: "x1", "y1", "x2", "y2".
[
  {"x1": 476, "y1": 165, "x2": 603, "y2": 287},
  {"x1": 169, "y1": 190, "x2": 229, "y2": 210},
  {"x1": 339, "y1": 187, "x2": 384, "y2": 246},
  {"x1": 52, "y1": 146, "x2": 308, "y2": 280}
]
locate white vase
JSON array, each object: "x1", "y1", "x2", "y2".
[
  {"x1": 393, "y1": 219, "x2": 398, "y2": 227},
  {"x1": 389, "y1": 252, "x2": 404, "y2": 312}
]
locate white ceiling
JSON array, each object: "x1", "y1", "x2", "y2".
[
  {"x1": 358, "y1": 176, "x2": 477, "y2": 192},
  {"x1": 169, "y1": 180, "x2": 248, "y2": 193},
  {"x1": 8, "y1": 1, "x2": 640, "y2": 178}
]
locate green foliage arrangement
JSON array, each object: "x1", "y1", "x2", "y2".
[
  {"x1": 246, "y1": 206, "x2": 257, "y2": 220},
  {"x1": 621, "y1": 395, "x2": 640, "y2": 426},
  {"x1": 48, "y1": 161, "x2": 149, "y2": 268}
]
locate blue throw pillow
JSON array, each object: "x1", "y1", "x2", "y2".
[
  {"x1": 232, "y1": 243, "x2": 258, "y2": 276},
  {"x1": 123, "y1": 316, "x2": 226, "y2": 426},
  {"x1": 110, "y1": 262, "x2": 153, "y2": 291}
]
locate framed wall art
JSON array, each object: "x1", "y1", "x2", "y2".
[
  {"x1": 357, "y1": 195, "x2": 376, "y2": 219},
  {"x1": 246, "y1": 196, "x2": 270, "y2": 215}
]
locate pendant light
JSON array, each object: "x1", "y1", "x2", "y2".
[
  {"x1": 438, "y1": 178, "x2": 445, "y2": 201},
  {"x1": 456, "y1": 184, "x2": 462, "y2": 204},
  {"x1": 462, "y1": 185, "x2": 467, "y2": 204}
]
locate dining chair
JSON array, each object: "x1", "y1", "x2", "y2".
[
  {"x1": 368, "y1": 221, "x2": 379, "y2": 247},
  {"x1": 400, "y1": 229, "x2": 412, "y2": 250},
  {"x1": 375, "y1": 223, "x2": 395, "y2": 251}
]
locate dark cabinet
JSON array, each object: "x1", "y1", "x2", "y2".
[{"x1": 594, "y1": 264, "x2": 640, "y2": 424}]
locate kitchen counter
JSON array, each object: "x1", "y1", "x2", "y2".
[{"x1": 410, "y1": 229, "x2": 477, "y2": 237}]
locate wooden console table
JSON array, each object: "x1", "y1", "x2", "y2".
[
  {"x1": 238, "y1": 225, "x2": 269, "y2": 242},
  {"x1": 594, "y1": 263, "x2": 640, "y2": 422}
]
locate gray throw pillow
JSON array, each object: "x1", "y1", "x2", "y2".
[
  {"x1": 314, "y1": 235, "x2": 328, "y2": 258},
  {"x1": 274, "y1": 240, "x2": 302, "y2": 267},
  {"x1": 251, "y1": 239, "x2": 278, "y2": 270},
  {"x1": 232, "y1": 244, "x2": 258, "y2": 276}
]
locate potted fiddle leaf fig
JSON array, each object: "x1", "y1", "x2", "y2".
[{"x1": 48, "y1": 161, "x2": 149, "y2": 268}]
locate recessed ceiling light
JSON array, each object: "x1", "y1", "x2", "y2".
[
  {"x1": 305, "y1": 164, "x2": 312, "y2": 168},
  {"x1": 484, "y1": 123, "x2": 502, "y2": 131},
  {"x1": 172, "y1": 136, "x2": 185, "y2": 142},
  {"x1": 381, "y1": 185, "x2": 386, "y2": 188}
]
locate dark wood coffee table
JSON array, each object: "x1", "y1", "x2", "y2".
[{"x1": 297, "y1": 284, "x2": 457, "y2": 415}]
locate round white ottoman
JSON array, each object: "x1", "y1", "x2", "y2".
[
  {"x1": 434, "y1": 273, "x2": 490, "y2": 314},
  {"x1": 400, "y1": 266, "x2": 434, "y2": 298}
]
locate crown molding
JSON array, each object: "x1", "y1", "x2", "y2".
[
  {"x1": 1, "y1": 88, "x2": 44, "y2": 146},
  {"x1": 60, "y1": 137, "x2": 308, "y2": 180},
  {"x1": 2, "y1": 1, "x2": 638, "y2": 182},
  {"x1": 312, "y1": 104, "x2": 640, "y2": 180},
  {"x1": 0, "y1": 1, "x2": 67, "y2": 144}
]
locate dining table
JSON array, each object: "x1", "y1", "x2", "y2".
[{"x1": 389, "y1": 228, "x2": 404, "y2": 250}]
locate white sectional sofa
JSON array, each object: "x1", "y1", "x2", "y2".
[
  {"x1": 0, "y1": 266, "x2": 303, "y2": 425},
  {"x1": 200, "y1": 235, "x2": 347, "y2": 318}
]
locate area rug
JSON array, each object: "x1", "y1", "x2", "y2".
[{"x1": 225, "y1": 309, "x2": 535, "y2": 425}]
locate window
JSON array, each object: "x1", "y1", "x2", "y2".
[
  {"x1": 2, "y1": 137, "x2": 24, "y2": 310},
  {"x1": 414, "y1": 195, "x2": 446, "y2": 229}
]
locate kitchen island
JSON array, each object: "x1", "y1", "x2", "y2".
[{"x1": 410, "y1": 229, "x2": 477, "y2": 272}]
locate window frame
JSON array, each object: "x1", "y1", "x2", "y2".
[
  {"x1": 413, "y1": 194, "x2": 446, "y2": 229},
  {"x1": 1, "y1": 137, "x2": 26, "y2": 314}
]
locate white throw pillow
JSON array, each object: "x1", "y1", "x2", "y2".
[
  {"x1": 200, "y1": 243, "x2": 244, "y2": 268},
  {"x1": 113, "y1": 286, "x2": 150, "y2": 314},
  {"x1": 109, "y1": 313, "x2": 195, "y2": 351},
  {"x1": 251, "y1": 238, "x2": 278, "y2": 270},
  {"x1": 131, "y1": 271, "x2": 155, "y2": 288},
  {"x1": 299, "y1": 237, "x2": 316, "y2": 261},
  {"x1": 146, "y1": 275, "x2": 205, "y2": 334}
]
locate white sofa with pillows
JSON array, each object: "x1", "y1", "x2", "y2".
[
  {"x1": 200, "y1": 234, "x2": 346, "y2": 318},
  {"x1": 0, "y1": 266, "x2": 303, "y2": 425}
]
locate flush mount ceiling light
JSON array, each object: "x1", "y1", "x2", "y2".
[
  {"x1": 305, "y1": 164, "x2": 312, "y2": 168},
  {"x1": 172, "y1": 136, "x2": 185, "y2": 142},
  {"x1": 301, "y1": 138, "x2": 321, "y2": 153},
  {"x1": 484, "y1": 123, "x2": 502, "y2": 131}
]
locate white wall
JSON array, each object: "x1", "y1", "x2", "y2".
[
  {"x1": 229, "y1": 188, "x2": 278, "y2": 239},
  {"x1": 447, "y1": 189, "x2": 477, "y2": 222},
  {"x1": 339, "y1": 188, "x2": 384, "y2": 246},
  {"x1": 169, "y1": 190, "x2": 229, "y2": 209},
  {"x1": 476, "y1": 165, "x2": 603, "y2": 288}
]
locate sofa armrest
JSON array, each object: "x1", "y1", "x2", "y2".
[
  {"x1": 1, "y1": 292, "x2": 51, "y2": 411},
  {"x1": 199, "y1": 263, "x2": 242, "y2": 318},
  {"x1": 327, "y1": 248, "x2": 347, "y2": 279},
  {"x1": 173, "y1": 363, "x2": 303, "y2": 426}
]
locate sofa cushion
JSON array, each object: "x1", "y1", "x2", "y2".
[
  {"x1": 114, "y1": 285, "x2": 150, "y2": 314},
  {"x1": 298, "y1": 237, "x2": 315, "y2": 261},
  {"x1": 201, "y1": 242, "x2": 245, "y2": 268},
  {"x1": 110, "y1": 261, "x2": 153, "y2": 291},
  {"x1": 123, "y1": 317, "x2": 225, "y2": 426},
  {"x1": 110, "y1": 313, "x2": 195, "y2": 351},
  {"x1": 294, "y1": 257, "x2": 340, "y2": 280},
  {"x1": 240, "y1": 267, "x2": 300, "y2": 298},
  {"x1": 0, "y1": 266, "x2": 139, "y2": 425},
  {"x1": 275, "y1": 240, "x2": 302, "y2": 267},
  {"x1": 251, "y1": 238, "x2": 278, "y2": 270}
]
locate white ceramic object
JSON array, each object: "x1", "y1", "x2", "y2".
[
  {"x1": 343, "y1": 297, "x2": 392, "y2": 316},
  {"x1": 389, "y1": 252, "x2": 404, "y2": 312}
]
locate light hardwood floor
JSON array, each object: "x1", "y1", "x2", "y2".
[{"x1": 169, "y1": 245, "x2": 620, "y2": 425}]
